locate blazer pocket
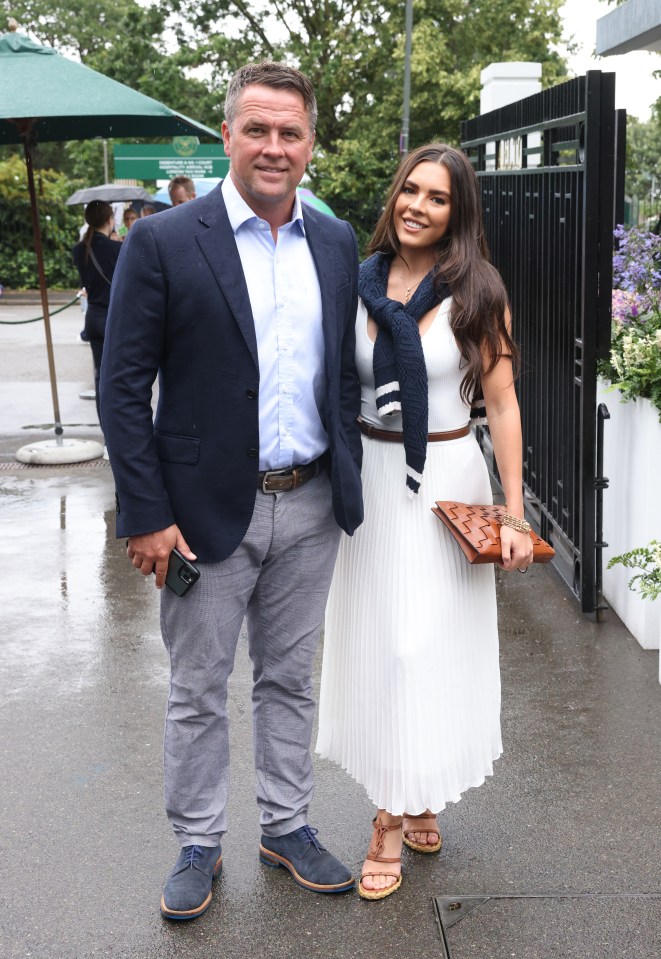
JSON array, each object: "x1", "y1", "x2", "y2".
[
  {"x1": 336, "y1": 279, "x2": 353, "y2": 310},
  {"x1": 154, "y1": 430, "x2": 200, "y2": 466}
]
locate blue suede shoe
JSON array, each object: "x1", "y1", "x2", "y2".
[
  {"x1": 160, "y1": 844, "x2": 223, "y2": 920},
  {"x1": 259, "y1": 825, "x2": 354, "y2": 893}
]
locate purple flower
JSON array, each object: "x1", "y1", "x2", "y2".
[{"x1": 613, "y1": 227, "x2": 661, "y2": 308}]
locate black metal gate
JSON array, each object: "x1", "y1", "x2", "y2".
[{"x1": 461, "y1": 72, "x2": 622, "y2": 613}]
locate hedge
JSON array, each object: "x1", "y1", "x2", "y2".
[{"x1": 0, "y1": 155, "x2": 83, "y2": 290}]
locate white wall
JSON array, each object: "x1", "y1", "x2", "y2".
[
  {"x1": 480, "y1": 62, "x2": 542, "y2": 113},
  {"x1": 598, "y1": 381, "x2": 661, "y2": 653},
  {"x1": 480, "y1": 63, "x2": 542, "y2": 170}
]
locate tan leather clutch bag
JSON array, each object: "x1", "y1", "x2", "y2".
[{"x1": 432, "y1": 501, "x2": 555, "y2": 565}]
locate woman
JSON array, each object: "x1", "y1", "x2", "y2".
[
  {"x1": 118, "y1": 207, "x2": 138, "y2": 239},
  {"x1": 72, "y1": 200, "x2": 121, "y2": 432},
  {"x1": 316, "y1": 143, "x2": 533, "y2": 900}
]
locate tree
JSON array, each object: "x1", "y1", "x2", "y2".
[
  {"x1": 167, "y1": 0, "x2": 568, "y2": 245},
  {"x1": 625, "y1": 110, "x2": 661, "y2": 225},
  {"x1": 3, "y1": 0, "x2": 569, "y2": 246}
]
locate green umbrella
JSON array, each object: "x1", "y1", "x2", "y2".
[
  {"x1": 297, "y1": 187, "x2": 336, "y2": 217},
  {"x1": 0, "y1": 26, "x2": 221, "y2": 461},
  {"x1": 0, "y1": 31, "x2": 220, "y2": 144}
]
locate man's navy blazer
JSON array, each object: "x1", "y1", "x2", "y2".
[{"x1": 100, "y1": 185, "x2": 363, "y2": 562}]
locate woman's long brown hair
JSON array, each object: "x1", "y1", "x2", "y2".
[
  {"x1": 368, "y1": 143, "x2": 519, "y2": 403},
  {"x1": 82, "y1": 200, "x2": 113, "y2": 263}
]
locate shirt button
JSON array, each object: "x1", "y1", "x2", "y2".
[
  {"x1": 246, "y1": 389, "x2": 257, "y2": 399},
  {"x1": 247, "y1": 447, "x2": 258, "y2": 458}
]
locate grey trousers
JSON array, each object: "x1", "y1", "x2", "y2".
[{"x1": 160, "y1": 472, "x2": 341, "y2": 846}]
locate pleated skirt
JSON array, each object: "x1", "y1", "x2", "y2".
[{"x1": 316, "y1": 431, "x2": 502, "y2": 815}]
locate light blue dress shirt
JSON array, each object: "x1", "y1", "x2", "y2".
[{"x1": 222, "y1": 176, "x2": 328, "y2": 472}]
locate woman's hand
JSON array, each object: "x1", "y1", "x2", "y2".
[{"x1": 499, "y1": 525, "x2": 534, "y2": 572}]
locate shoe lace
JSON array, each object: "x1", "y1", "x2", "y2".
[
  {"x1": 298, "y1": 825, "x2": 324, "y2": 853},
  {"x1": 182, "y1": 845, "x2": 205, "y2": 867}
]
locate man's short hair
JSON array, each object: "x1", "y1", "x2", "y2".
[
  {"x1": 224, "y1": 61, "x2": 317, "y2": 136},
  {"x1": 168, "y1": 176, "x2": 196, "y2": 200}
]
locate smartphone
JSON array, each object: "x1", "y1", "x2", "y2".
[{"x1": 164, "y1": 548, "x2": 200, "y2": 596}]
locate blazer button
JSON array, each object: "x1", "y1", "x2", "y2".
[
  {"x1": 246, "y1": 388, "x2": 257, "y2": 399},
  {"x1": 247, "y1": 447, "x2": 258, "y2": 458}
]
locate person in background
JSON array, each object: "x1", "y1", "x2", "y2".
[
  {"x1": 140, "y1": 203, "x2": 156, "y2": 217},
  {"x1": 168, "y1": 175, "x2": 197, "y2": 206},
  {"x1": 72, "y1": 200, "x2": 121, "y2": 439},
  {"x1": 118, "y1": 207, "x2": 139, "y2": 239}
]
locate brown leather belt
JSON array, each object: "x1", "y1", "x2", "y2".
[
  {"x1": 257, "y1": 457, "x2": 323, "y2": 493},
  {"x1": 358, "y1": 417, "x2": 470, "y2": 443}
]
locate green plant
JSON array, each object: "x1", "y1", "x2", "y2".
[
  {"x1": 598, "y1": 226, "x2": 661, "y2": 420},
  {"x1": 0, "y1": 154, "x2": 82, "y2": 289},
  {"x1": 607, "y1": 541, "x2": 661, "y2": 602}
]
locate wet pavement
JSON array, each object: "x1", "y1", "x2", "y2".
[{"x1": 1, "y1": 297, "x2": 660, "y2": 958}]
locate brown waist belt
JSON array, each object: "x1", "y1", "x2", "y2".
[
  {"x1": 358, "y1": 417, "x2": 470, "y2": 443},
  {"x1": 257, "y1": 456, "x2": 323, "y2": 493}
]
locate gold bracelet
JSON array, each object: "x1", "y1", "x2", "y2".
[{"x1": 501, "y1": 512, "x2": 531, "y2": 534}]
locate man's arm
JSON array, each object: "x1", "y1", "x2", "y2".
[
  {"x1": 101, "y1": 221, "x2": 199, "y2": 586},
  {"x1": 100, "y1": 220, "x2": 178, "y2": 547}
]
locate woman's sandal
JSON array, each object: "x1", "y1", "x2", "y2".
[
  {"x1": 358, "y1": 815, "x2": 403, "y2": 901},
  {"x1": 402, "y1": 812, "x2": 442, "y2": 854}
]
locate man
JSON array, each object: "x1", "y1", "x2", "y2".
[
  {"x1": 167, "y1": 175, "x2": 197, "y2": 206},
  {"x1": 100, "y1": 61, "x2": 363, "y2": 920}
]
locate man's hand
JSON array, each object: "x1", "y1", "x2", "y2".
[{"x1": 126, "y1": 525, "x2": 197, "y2": 589}]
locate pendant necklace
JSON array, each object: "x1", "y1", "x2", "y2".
[{"x1": 396, "y1": 268, "x2": 429, "y2": 304}]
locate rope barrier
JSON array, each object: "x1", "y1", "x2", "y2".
[{"x1": 0, "y1": 294, "x2": 81, "y2": 325}]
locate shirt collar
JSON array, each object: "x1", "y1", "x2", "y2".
[{"x1": 222, "y1": 175, "x2": 306, "y2": 236}]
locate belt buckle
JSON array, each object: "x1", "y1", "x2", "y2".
[{"x1": 261, "y1": 468, "x2": 289, "y2": 494}]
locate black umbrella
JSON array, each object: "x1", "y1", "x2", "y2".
[{"x1": 66, "y1": 184, "x2": 152, "y2": 205}]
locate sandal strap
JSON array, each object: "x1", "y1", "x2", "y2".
[
  {"x1": 367, "y1": 815, "x2": 403, "y2": 862},
  {"x1": 403, "y1": 813, "x2": 439, "y2": 833},
  {"x1": 361, "y1": 871, "x2": 400, "y2": 882}
]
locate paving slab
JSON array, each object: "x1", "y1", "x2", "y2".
[
  {"x1": 0, "y1": 298, "x2": 100, "y2": 455},
  {"x1": 437, "y1": 895, "x2": 661, "y2": 959}
]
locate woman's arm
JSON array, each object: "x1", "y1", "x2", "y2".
[{"x1": 480, "y1": 308, "x2": 533, "y2": 571}]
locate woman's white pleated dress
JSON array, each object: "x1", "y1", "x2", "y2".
[{"x1": 316, "y1": 298, "x2": 502, "y2": 816}]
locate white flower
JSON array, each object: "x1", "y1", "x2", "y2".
[
  {"x1": 652, "y1": 544, "x2": 661, "y2": 572},
  {"x1": 610, "y1": 348, "x2": 622, "y2": 377}
]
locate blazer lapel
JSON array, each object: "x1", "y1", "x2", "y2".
[
  {"x1": 195, "y1": 191, "x2": 259, "y2": 369},
  {"x1": 303, "y1": 208, "x2": 338, "y2": 371}
]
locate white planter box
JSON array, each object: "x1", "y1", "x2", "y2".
[{"x1": 598, "y1": 380, "x2": 661, "y2": 667}]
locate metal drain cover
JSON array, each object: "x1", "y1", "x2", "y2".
[{"x1": 0, "y1": 458, "x2": 109, "y2": 470}]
